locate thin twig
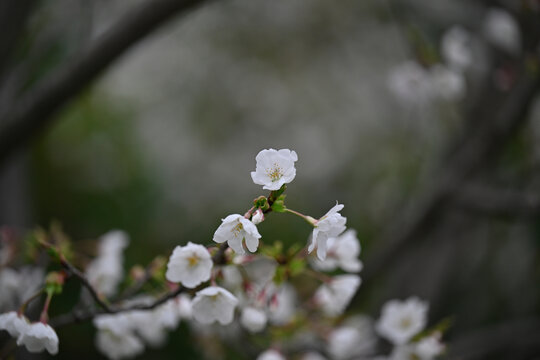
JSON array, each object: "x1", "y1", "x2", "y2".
[{"x1": 60, "y1": 256, "x2": 114, "y2": 313}]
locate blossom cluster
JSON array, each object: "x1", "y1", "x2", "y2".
[
  {"x1": 388, "y1": 7, "x2": 521, "y2": 105},
  {"x1": 0, "y1": 148, "x2": 448, "y2": 359}
]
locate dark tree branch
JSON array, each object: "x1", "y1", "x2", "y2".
[
  {"x1": 0, "y1": 0, "x2": 210, "y2": 172},
  {"x1": 452, "y1": 183, "x2": 540, "y2": 218},
  {"x1": 59, "y1": 256, "x2": 114, "y2": 313}
]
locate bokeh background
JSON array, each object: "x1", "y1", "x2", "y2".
[{"x1": 1, "y1": 0, "x2": 540, "y2": 359}]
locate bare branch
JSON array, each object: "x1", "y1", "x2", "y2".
[
  {"x1": 0, "y1": 0, "x2": 209, "y2": 171},
  {"x1": 362, "y1": 66, "x2": 540, "y2": 282},
  {"x1": 59, "y1": 256, "x2": 114, "y2": 313}
]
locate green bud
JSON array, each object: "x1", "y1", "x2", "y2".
[{"x1": 45, "y1": 271, "x2": 65, "y2": 295}]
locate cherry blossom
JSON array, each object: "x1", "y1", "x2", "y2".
[
  {"x1": 251, "y1": 148, "x2": 298, "y2": 191},
  {"x1": 308, "y1": 203, "x2": 347, "y2": 260},
  {"x1": 191, "y1": 286, "x2": 238, "y2": 325},
  {"x1": 17, "y1": 322, "x2": 59, "y2": 355},
  {"x1": 213, "y1": 214, "x2": 262, "y2": 254},
  {"x1": 376, "y1": 297, "x2": 429, "y2": 345},
  {"x1": 165, "y1": 242, "x2": 213, "y2": 288}
]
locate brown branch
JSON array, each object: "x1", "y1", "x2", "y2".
[
  {"x1": 59, "y1": 256, "x2": 114, "y2": 313},
  {"x1": 452, "y1": 183, "x2": 540, "y2": 218},
  {"x1": 0, "y1": 0, "x2": 209, "y2": 171}
]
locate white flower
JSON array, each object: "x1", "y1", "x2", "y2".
[
  {"x1": 416, "y1": 333, "x2": 445, "y2": 359},
  {"x1": 93, "y1": 313, "x2": 132, "y2": 336},
  {"x1": 96, "y1": 329, "x2": 144, "y2": 360},
  {"x1": 240, "y1": 306, "x2": 267, "y2": 333},
  {"x1": 257, "y1": 349, "x2": 286, "y2": 360},
  {"x1": 483, "y1": 8, "x2": 521, "y2": 54},
  {"x1": 310, "y1": 229, "x2": 362, "y2": 273},
  {"x1": 387, "y1": 61, "x2": 433, "y2": 105},
  {"x1": 308, "y1": 203, "x2": 347, "y2": 260},
  {"x1": 0, "y1": 311, "x2": 29, "y2": 337},
  {"x1": 430, "y1": 65, "x2": 466, "y2": 101},
  {"x1": 128, "y1": 310, "x2": 169, "y2": 347},
  {"x1": 86, "y1": 230, "x2": 129, "y2": 297},
  {"x1": 0, "y1": 267, "x2": 44, "y2": 312},
  {"x1": 251, "y1": 148, "x2": 298, "y2": 191},
  {"x1": 376, "y1": 297, "x2": 429, "y2": 345},
  {"x1": 314, "y1": 275, "x2": 361, "y2": 316},
  {"x1": 213, "y1": 214, "x2": 262, "y2": 254},
  {"x1": 267, "y1": 283, "x2": 296, "y2": 325},
  {"x1": 175, "y1": 294, "x2": 193, "y2": 319},
  {"x1": 441, "y1": 26, "x2": 473, "y2": 71},
  {"x1": 17, "y1": 322, "x2": 59, "y2": 355},
  {"x1": 328, "y1": 316, "x2": 376, "y2": 359},
  {"x1": 165, "y1": 242, "x2": 213, "y2": 288},
  {"x1": 191, "y1": 286, "x2": 238, "y2": 325}
]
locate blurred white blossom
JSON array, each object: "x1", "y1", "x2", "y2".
[
  {"x1": 257, "y1": 349, "x2": 286, "y2": 360},
  {"x1": 310, "y1": 229, "x2": 362, "y2": 273},
  {"x1": 240, "y1": 306, "x2": 267, "y2": 333},
  {"x1": 17, "y1": 322, "x2": 59, "y2": 355},
  {"x1": 191, "y1": 286, "x2": 238, "y2": 325},
  {"x1": 430, "y1": 65, "x2": 466, "y2": 101},
  {"x1": 86, "y1": 230, "x2": 129, "y2": 297},
  {"x1": 314, "y1": 275, "x2": 361, "y2": 316},
  {"x1": 441, "y1": 26, "x2": 473, "y2": 71},
  {"x1": 376, "y1": 297, "x2": 428, "y2": 345},
  {"x1": 483, "y1": 8, "x2": 521, "y2": 54}
]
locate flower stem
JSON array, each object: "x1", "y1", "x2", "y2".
[
  {"x1": 284, "y1": 208, "x2": 317, "y2": 226},
  {"x1": 40, "y1": 292, "x2": 53, "y2": 323},
  {"x1": 18, "y1": 289, "x2": 44, "y2": 316}
]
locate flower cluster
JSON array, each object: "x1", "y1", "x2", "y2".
[
  {"x1": 388, "y1": 7, "x2": 521, "y2": 106},
  {"x1": 0, "y1": 148, "x2": 448, "y2": 360}
]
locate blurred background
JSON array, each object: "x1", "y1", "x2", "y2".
[{"x1": 1, "y1": 0, "x2": 540, "y2": 359}]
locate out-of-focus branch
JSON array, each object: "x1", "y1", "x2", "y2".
[
  {"x1": 0, "y1": 0, "x2": 209, "y2": 172},
  {"x1": 447, "y1": 318, "x2": 540, "y2": 360},
  {"x1": 363, "y1": 65, "x2": 540, "y2": 282},
  {"x1": 452, "y1": 183, "x2": 540, "y2": 218}
]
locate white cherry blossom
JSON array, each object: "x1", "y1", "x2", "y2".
[
  {"x1": 165, "y1": 242, "x2": 213, "y2": 288},
  {"x1": 257, "y1": 349, "x2": 286, "y2": 360},
  {"x1": 308, "y1": 203, "x2": 347, "y2": 260},
  {"x1": 95, "y1": 329, "x2": 144, "y2": 360},
  {"x1": 86, "y1": 230, "x2": 129, "y2": 297},
  {"x1": 240, "y1": 306, "x2": 267, "y2": 333},
  {"x1": 416, "y1": 333, "x2": 445, "y2": 359},
  {"x1": 251, "y1": 148, "x2": 298, "y2": 190},
  {"x1": 0, "y1": 311, "x2": 29, "y2": 337},
  {"x1": 387, "y1": 61, "x2": 433, "y2": 105},
  {"x1": 314, "y1": 275, "x2": 361, "y2": 316},
  {"x1": 430, "y1": 65, "x2": 465, "y2": 101},
  {"x1": 17, "y1": 322, "x2": 59, "y2": 355},
  {"x1": 191, "y1": 286, "x2": 238, "y2": 325},
  {"x1": 441, "y1": 26, "x2": 473, "y2": 71},
  {"x1": 267, "y1": 283, "x2": 296, "y2": 325},
  {"x1": 213, "y1": 214, "x2": 262, "y2": 254},
  {"x1": 310, "y1": 229, "x2": 362, "y2": 273},
  {"x1": 483, "y1": 8, "x2": 521, "y2": 54},
  {"x1": 376, "y1": 297, "x2": 429, "y2": 345},
  {"x1": 327, "y1": 316, "x2": 376, "y2": 359}
]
